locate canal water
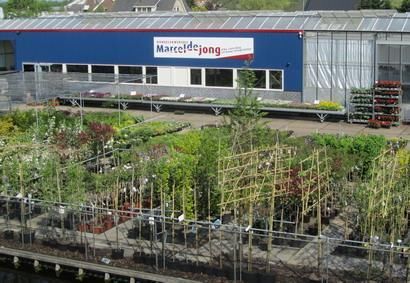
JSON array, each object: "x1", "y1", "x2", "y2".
[
  {"x1": 0, "y1": 267, "x2": 72, "y2": 283},
  {"x1": 0, "y1": 262, "x2": 139, "y2": 283}
]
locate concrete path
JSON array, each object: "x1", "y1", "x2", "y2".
[
  {"x1": 50, "y1": 106, "x2": 410, "y2": 139},
  {"x1": 13, "y1": 105, "x2": 410, "y2": 139}
]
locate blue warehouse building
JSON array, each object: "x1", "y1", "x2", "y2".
[{"x1": 0, "y1": 10, "x2": 409, "y2": 120}]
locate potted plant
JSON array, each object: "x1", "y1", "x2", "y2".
[{"x1": 368, "y1": 119, "x2": 381, "y2": 129}]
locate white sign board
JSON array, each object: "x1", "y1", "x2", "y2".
[{"x1": 154, "y1": 37, "x2": 254, "y2": 60}]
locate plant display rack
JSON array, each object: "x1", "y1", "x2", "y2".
[
  {"x1": 372, "y1": 81, "x2": 402, "y2": 127},
  {"x1": 348, "y1": 81, "x2": 402, "y2": 126},
  {"x1": 348, "y1": 87, "x2": 374, "y2": 123}
]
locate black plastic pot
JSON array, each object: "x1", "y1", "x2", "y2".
[
  {"x1": 242, "y1": 270, "x2": 259, "y2": 283},
  {"x1": 179, "y1": 262, "x2": 193, "y2": 272},
  {"x1": 19, "y1": 230, "x2": 35, "y2": 244},
  {"x1": 127, "y1": 228, "x2": 138, "y2": 239},
  {"x1": 288, "y1": 238, "x2": 307, "y2": 248},
  {"x1": 303, "y1": 215, "x2": 311, "y2": 223},
  {"x1": 3, "y1": 230, "x2": 14, "y2": 240},
  {"x1": 57, "y1": 242, "x2": 70, "y2": 251},
  {"x1": 224, "y1": 267, "x2": 235, "y2": 280},
  {"x1": 133, "y1": 253, "x2": 143, "y2": 263},
  {"x1": 77, "y1": 245, "x2": 86, "y2": 254},
  {"x1": 258, "y1": 272, "x2": 276, "y2": 282},
  {"x1": 203, "y1": 266, "x2": 224, "y2": 277},
  {"x1": 143, "y1": 255, "x2": 155, "y2": 265},
  {"x1": 33, "y1": 206, "x2": 42, "y2": 215},
  {"x1": 321, "y1": 216, "x2": 330, "y2": 225},
  {"x1": 42, "y1": 238, "x2": 57, "y2": 248},
  {"x1": 111, "y1": 248, "x2": 124, "y2": 259},
  {"x1": 332, "y1": 209, "x2": 340, "y2": 217},
  {"x1": 222, "y1": 213, "x2": 233, "y2": 223},
  {"x1": 306, "y1": 227, "x2": 318, "y2": 236}
]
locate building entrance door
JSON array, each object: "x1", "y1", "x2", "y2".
[{"x1": 377, "y1": 43, "x2": 410, "y2": 121}]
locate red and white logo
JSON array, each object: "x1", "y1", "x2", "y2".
[{"x1": 154, "y1": 37, "x2": 254, "y2": 60}]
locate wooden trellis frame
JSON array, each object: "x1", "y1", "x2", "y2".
[
  {"x1": 359, "y1": 149, "x2": 410, "y2": 279},
  {"x1": 297, "y1": 148, "x2": 331, "y2": 273},
  {"x1": 218, "y1": 143, "x2": 294, "y2": 271},
  {"x1": 299, "y1": 148, "x2": 332, "y2": 234}
]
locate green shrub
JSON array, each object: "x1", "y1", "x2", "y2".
[{"x1": 84, "y1": 112, "x2": 142, "y2": 129}]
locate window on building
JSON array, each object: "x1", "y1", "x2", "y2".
[
  {"x1": 91, "y1": 65, "x2": 115, "y2": 82},
  {"x1": 269, "y1": 70, "x2": 283, "y2": 90},
  {"x1": 190, "y1": 69, "x2": 202, "y2": 85},
  {"x1": 147, "y1": 7, "x2": 151, "y2": 12},
  {"x1": 238, "y1": 69, "x2": 266, "y2": 89},
  {"x1": 67, "y1": 64, "x2": 88, "y2": 73},
  {"x1": 40, "y1": 65, "x2": 50, "y2": 72},
  {"x1": 146, "y1": 67, "x2": 157, "y2": 84},
  {"x1": 205, "y1": 69, "x2": 233, "y2": 87},
  {"x1": 119, "y1": 66, "x2": 143, "y2": 83},
  {"x1": 91, "y1": 65, "x2": 114, "y2": 74},
  {"x1": 50, "y1": 64, "x2": 62, "y2": 72},
  {"x1": 23, "y1": 64, "x2": 35, "y2": 72}
]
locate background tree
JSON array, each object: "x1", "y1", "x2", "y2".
[
  {"x1": 399, "y1": 0, "x2": 410, "y2": 11},
  {"x1": 360, "y1": 0, "x2": 392, "y2": 9},
  {"x1": 205, "y1": 0, "x2": 299, "y2": 11},
  {"x1": 5, "y1": 0, "x2": 51, "y2": 18}
]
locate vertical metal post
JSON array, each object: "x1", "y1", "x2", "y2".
[
  {"x1": 79, "y1": 91, "x2": 83, "y2": 130},
  {"x1": 373, "y1": 33, "x2": 377, "y2": 85},
  {"x1": 330, "y1": 32, "x2": 334, "y2": 101},
  {"x1": 344, "y1": 32, "x2": 348, "y2": 107},
  {"x1": 117, "y1": 77, "x2": 121, "y2": 127},
  {"x1": 359, "y1": 32, "x2": 363, "y2": 88},
  {"x1": 316, "y1": 32, "x2": 319, "y2": 100},
  {"x1": 233, "y1": 222, "x2": 237, "y2": 283}
]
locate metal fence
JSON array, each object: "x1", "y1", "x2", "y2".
[{"x1": 0, "y1": 196, "x2": 408, "y2": 282}]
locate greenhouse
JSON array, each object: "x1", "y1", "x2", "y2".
[
  {"x1": 0, "y1": 9, "x2": 409, "y2": 282},
  {"x1": 0, "y1": 10, "x2": 409, "y2": 121}
]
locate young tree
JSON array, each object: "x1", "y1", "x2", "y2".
[{"x1": 228, "y1": 60, "x2": 266, "y2": 153}]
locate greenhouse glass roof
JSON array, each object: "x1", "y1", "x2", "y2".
[{"x1": 0, "y1": 10, "x2": 410, "y2": 32}]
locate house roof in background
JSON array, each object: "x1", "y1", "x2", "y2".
[
  {"x1": 112, "y1": 0, "x2": 182, "y2": 12},
  {"x1": 305, "y1": 0, "x2": 361, "y2": 11}
]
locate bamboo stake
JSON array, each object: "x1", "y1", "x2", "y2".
[
  {"x1": 208, "y1": 184, "x2": 212, "y2": 266},
  {"x1": 194, "y1": 183, "x2": 199, "y2": 266},
  {"x1": 172, "y1": 182, "x2": 175, "y2": 262}
]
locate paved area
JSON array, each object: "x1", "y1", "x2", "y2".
[
  {"x1": 50, "y1": 106, "x2": 410, "y2": 139},
  {"x1": 13, "y1": 104, "x2": 410, "y2": 139}
]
